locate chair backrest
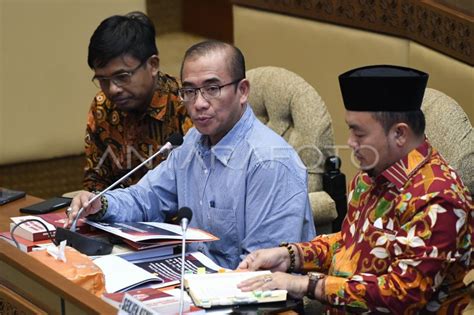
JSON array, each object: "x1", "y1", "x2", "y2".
[
  {"x1": 422, "y1": 88, "x2": 474, "y2": 193},
  {"x1": 246, "y1": 66, "x2": 335, "y2": 193}
]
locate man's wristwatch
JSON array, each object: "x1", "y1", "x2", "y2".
[{"x1": 307, "y1": 272, "x2": 325, "y2": 300}]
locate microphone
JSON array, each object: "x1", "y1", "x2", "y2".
[
  {"x1": 178, "y1": 207, "x2": 192, "y2": 315},
  {"x1": 55, "y1": 133, "x2": 184, "y2": 256},
  {"x1": 177, "y1": 206, "x2": 193, "y2": 233}
]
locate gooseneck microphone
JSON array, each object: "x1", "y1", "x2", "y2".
[
  {"x1": 70, "y1": 133, "x2": 184, "y2": 232},
  {"x1": 55, "y1": 133, "x2": 184, "y2": 256},
  {"x1": 178, "y1": 207, "x2": 193, "y2": 315},
  {"x1": 177, "y1": 206, "x2": 193, "y2": 233}
]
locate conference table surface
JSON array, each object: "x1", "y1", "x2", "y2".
[
  {"x1": 0, "y1": 195, "x2": 311, "y2": 314},
  {"x1": 0, "y1": 195, "x2": 335, "y2": 314},
  {"x1": 0, "y1": 194, "x2": 117, "y2": 314}
]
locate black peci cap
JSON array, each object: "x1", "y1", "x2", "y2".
[{"x1": 339, "y1": 65, "x2": 428, "y2": 112}]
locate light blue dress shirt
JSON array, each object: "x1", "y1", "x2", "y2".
[{"x1": 100, "y1": 105, "x2": 316, "y2": 268}]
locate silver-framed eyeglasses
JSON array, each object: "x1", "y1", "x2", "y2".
[
  {"x1": 178, "y1": 78, "x2": 243, "y2": 103},
  {"x1": 92, "y1": 62, "x2": 145, "y2": 89}
]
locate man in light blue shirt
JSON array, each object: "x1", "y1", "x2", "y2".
[{"x1": 68, "y1": 40, "x2": 315, "y2": 268}]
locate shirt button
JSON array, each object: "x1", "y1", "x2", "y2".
[
  {"x1": 199, "y1": 200, "x2": 203, "y2": 206},
  {"x1": 204, "y1": 169, "x2": 208, "y2": 174}
]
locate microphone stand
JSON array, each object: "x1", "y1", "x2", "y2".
[
  {"x1": 57, "y1": 135, "x2": 182, "y2": 256},
  {"x1": 179, "y1": 219, "x2": 188, "y2": 315},
  {"x1": 70, "y1": 142, "x2": 173, "y2": 232}
]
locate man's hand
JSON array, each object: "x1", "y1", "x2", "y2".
[
  {"x1": 238, "y1": 247, "x2": 290, "y2": 272},
  {"x1": 64, "y1": 191, "x2": 102, "y2": 228},
  {"x1": 237, "y1": 272, "x2": 309, "y2": 299}
]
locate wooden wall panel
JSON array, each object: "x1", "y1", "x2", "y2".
[
  {"x1": 182, "y1": 0, "x2": 234, "y2": 43},
  {"x1": 232, "y1": 0, "x2": 473, "y2": 65}
]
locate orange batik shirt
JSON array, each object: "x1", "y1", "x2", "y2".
[
  {"x1": 298, "y1": 139, "x2": 473, "y2": 314},
  {"x1": 83, "y1": 72, "x2": 193, "y2": 191}
]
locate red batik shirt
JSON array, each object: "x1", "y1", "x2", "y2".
[
  {"x1": 298, "y1": 139, "x2": 473, "y2": 314},
  {"x1": 83, "y1": 73, "x2": 192, "y2": 191}
]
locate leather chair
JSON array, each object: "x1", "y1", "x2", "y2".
[
  {"x1": 421, "y1": 88, "x2": 474, "y2": 194},
  {"x1": 246, "y1": 66, "x2": 338, "y2": 234},
  {"x1": 421, "y1": 88, "x2": 474, "y2": 313}
]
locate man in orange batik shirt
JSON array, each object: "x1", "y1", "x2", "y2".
[
  {"x1": 238, "y1": 65, "x2": 473, "y2": 314},
  {"x1": 83, "y1": 12, "x2": 192, "y2": 192}
]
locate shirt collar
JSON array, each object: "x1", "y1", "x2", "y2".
[
  {"x1": 197, "y1": 104, "x2": 253, "y2": 166},
  {"x1": 379, "y1": 138, "x2": 432, "y2": 190}
]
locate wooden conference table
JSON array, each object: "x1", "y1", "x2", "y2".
[
  {"x1": 0, "y1": 195, "x2": 116, "y2": 314},
  {"x1": 0, "y1": 195, "x2": 312, "y2": 314}
]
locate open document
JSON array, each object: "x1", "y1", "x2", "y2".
[
  {"x1": 184, "y1": 271, "x2": 287, "y2": 308},
  {"x1": 86, "y1": 221, "x2": 218, "y2": 250},
  {"x1": 94, "y1": 252, "x2": 225, "y2": 293},
  {"x1": 135, "y1": 252, "x2": 223, "y2": 285},
  {"x1": 94, "y1": 255, "x2": 164, "y2": 293}
]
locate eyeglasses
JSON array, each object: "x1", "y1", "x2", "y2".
[
  {"x1": 91, "y1": 62, "x2": 145, "y2": 89},
  {"x1": 178, "y1": 78, "x2": 243, "y2": 103}
]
